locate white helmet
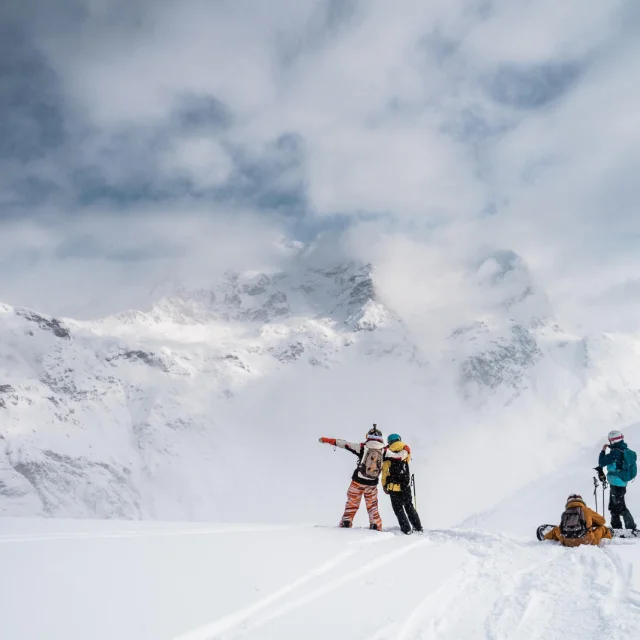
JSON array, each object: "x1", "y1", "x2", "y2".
[{"x1": 608, "y1": 429, "x2": 624, "y2": 444}]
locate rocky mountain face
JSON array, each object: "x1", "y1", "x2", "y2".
[{"x1": 2, "y1": 252, "x2": 640, "y2": 525}]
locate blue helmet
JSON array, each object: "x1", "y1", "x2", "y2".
[{"x1": 387, "y1": 433, "x2": 401, "y2": 444}]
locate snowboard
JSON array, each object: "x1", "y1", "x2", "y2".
[
  {"x1": 611, "y1": 528, "x2": 640, "y2": 539},
  {"x1": 536, "y1": 524, "x2": 555, "y2": 541},
  {"x1": 536, "y1": 523, "x2": 639, "y2": 540}
]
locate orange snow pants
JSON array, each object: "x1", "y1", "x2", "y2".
[{"x1": 341, "y1": 480, "x2": 382, "y2": 529}]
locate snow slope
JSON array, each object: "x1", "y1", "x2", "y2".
[
  {"x1": 464, "y1": 422, "x2": 640, "y2": 537},
  {"x1": 4, "y1": 249, "x2": 640, "y2": 527},
  {"x1": 3, "y1": 506, "x2": 640, "y2": 639},
  {"x1": 3, "y1": 431, "x2": 640, "y2": 640}
]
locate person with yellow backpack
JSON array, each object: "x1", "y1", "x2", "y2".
[{"x1": 381, "y1": 434, "x2": 423, "y2": 535}]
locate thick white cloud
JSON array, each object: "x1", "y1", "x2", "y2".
[
  {"x1": 3, "y1": 0, "x2": 639, "y2": 330},
  {"x1": 0, "y1": 208, "x2": 287, "y2": 318},
  {"x1": 160, "y1": 138, "x2": 233, "y2": 190}
]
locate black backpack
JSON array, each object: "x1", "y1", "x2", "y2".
[
  {"x1": 387, "y1": 458, "x2": 410, "y2": 487},
  {"x1": 560, "y1": 506, "x2": 587, "y2": 539}
]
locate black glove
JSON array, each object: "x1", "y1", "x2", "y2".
[{"x1": 595, "y1": 466, "x2": 606, "y2": 483}]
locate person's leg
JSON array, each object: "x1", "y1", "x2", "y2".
[
  {"x1": 341, "y1": 480, "x2": 365, "y2": 526},
  {"x1": 609, "y1": 486, "x2": 624, "y2": 529},
  {"x1": 591, "y1": 525, "x2": 613, "y2": 544},
  {"x1": 543, "y1": 526, "x2": 562, "y2": 542},
  {"x1": 390, "y1": 492, "x2": 411, "y2": 533},
  {"x1": 364, "y1": 485, "x2": 383, "y2": 530},
  {"x1": 617, "y1": 486, "x2": 637, "y2": 530},
  {"x1": 402, "y1": 488, "x2": 423, "y2": 531}
]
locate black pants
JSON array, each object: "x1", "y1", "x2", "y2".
[
  {"x1": 389, "y1": 487, "x2": 422, "y2": 534},
  {"x1": 609, "y1": 485, "x2": 636, "y2": 529}
]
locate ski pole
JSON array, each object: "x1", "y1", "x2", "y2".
[
  {"x1": 593, "y1": 476, "x2": 599, "y2": 514},
  {"x1": 594, "y1": 467, "x2": 607, "y2": 516},
  {"x1": 411, "y1": 473, "x2": 417, "y2": 510}
]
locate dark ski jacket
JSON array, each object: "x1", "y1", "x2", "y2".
[
  {"x1": 381, "y1": 440, "x2": 411, "y2": 493},
  {"x1": 599, "y1": 441, "x2": 629, "y2": 487}
]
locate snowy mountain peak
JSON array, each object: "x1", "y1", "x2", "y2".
[
  {"x1": 479, "y1": 249, "x2": 525, "y2": 282},
  {"x1": 138, "y1": 260, "x2": 387, "y2": 331}
]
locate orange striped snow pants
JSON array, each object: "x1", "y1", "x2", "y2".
[{"x1": 341, "y1": 480, "x2": 382, "y2": 529}]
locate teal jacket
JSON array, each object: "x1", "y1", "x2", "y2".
[{"x1": 599, "y1": 441, "x2": 628, "y2": 487}]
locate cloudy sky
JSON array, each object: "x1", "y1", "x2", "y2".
[{"x1": 1, "y1": 0, "x2": 639, "y2": 329}]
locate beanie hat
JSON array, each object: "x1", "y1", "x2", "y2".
[
  {"x1": 366, "y1": 425, "x2": 383, "y2": 443},
  {"x1": 566, "y1": 494, "x2": 585, "y2": 505},
  {"x1": 387, "y1": 433, "x2": 401, "y2": 444},
  {"x1": 608, "y1": 430, "x2": 624, "y2": 444}
]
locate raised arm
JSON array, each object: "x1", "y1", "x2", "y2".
[
  {"x1": 319, "y1": 438, "x2": 362, "y2": 456},
  {"x1": 599, "y1": 447, "x2": 619, "y2": 467}
]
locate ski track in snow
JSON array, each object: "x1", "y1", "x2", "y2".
[
  {"x1": 174, "y1": 532, "x2": 422, "y2": 640},
  {"x1": 169, "y1": 528, "x2": 640, "y2": 640},
  {"x1": 0, "y1": 523, "x2": 308, "y2": 544},
  {"x1": 227, "y1": 538, "x2": 430, "y2": 637},
  {"x1": 390, "y1": 533, "x2": 640, "y2": 640},
  {"x1": 3, "y1": 518, "x2": 640, "y2": 640},
  {"x1": 172, "y1": 548, "x2": 359, "y2": 640}
]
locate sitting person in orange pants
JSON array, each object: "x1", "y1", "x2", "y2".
[
  {"x1": 544, "y1": 494, "x2": 612, "y2": 547},
  {"x1": 319, "y1": 425, "x2": 387, "y2": 530}
]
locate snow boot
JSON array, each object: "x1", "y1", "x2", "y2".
[
  {"x1": 369, "y1": 523, "x2": 380, "y2": 531},
  {"x1": 340, "y1": 520, "x2": 352, "y2": 528},
  {"x1": 404, "y1": 529, "x2": 413, "y2": 536}
]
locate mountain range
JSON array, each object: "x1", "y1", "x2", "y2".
[{"x1": 2, "y1": 247, "x2": 639, "y2": 526}]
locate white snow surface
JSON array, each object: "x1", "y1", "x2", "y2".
[{"x1": 3, "y1": 462, "x2": 640, "y2": 640}]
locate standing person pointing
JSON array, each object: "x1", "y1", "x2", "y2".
[{"x1": 319, "y1": 425, "x2": 386, "y2": 530}]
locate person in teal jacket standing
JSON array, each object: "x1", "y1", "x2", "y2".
[{"x1": 598, "y1": 430, "x2": 637, "y2": 532}]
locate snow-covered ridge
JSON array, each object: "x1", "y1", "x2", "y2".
[
  {"x1": 2, "y1": 253, "x2": 640, "y2": 525},
  {"x1": 111, "y1": 261, "x2": 392, "y2": 331}
]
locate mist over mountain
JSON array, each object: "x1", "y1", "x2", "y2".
[{"x1": 2, "y1": 243, "x2": 639, "y2": 527}]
